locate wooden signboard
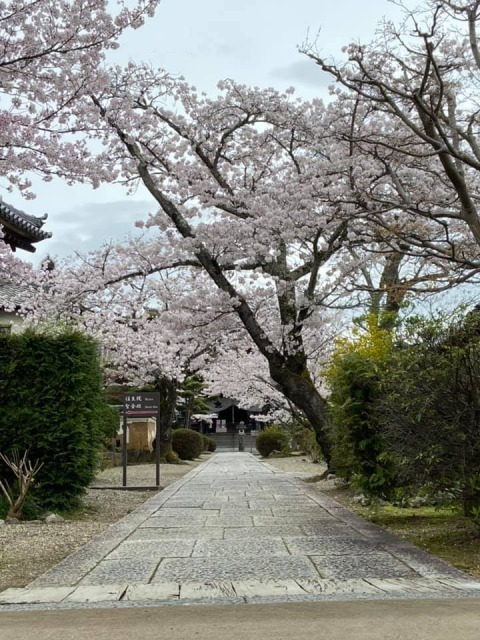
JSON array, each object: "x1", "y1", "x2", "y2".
[{"x1": 122, "y1": 392, "x2": 161, "y2": 487}]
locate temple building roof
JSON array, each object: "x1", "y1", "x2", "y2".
[
  {"x1": 0, "y1": 280, "x2": 32, "y2": 316},
  {"x1": 0, "y1": 199, "x2": 52, "y2": 252}
]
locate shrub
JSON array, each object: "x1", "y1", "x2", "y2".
[
  {"x1": 256, "y1": 425, "x2": 289, "y2": 458},
  {"x1": 291, "y1": 426, "x2": 321, "y2": 462},
  {"x1": 206, "y1": 437, "x2": 217, "y2": 452},
  {"x1": 200, "y1": 434, "x2": 217, "y2": 452},
  {"x1": 325, "y1": 316, "x2": 398, "y2": 500},
  {"x1": 376, "y1": 313, "x2": 480, "y2": 517},
  {"x1": 172, "y1": 428, "x2": 204, "y2": 460},
  {"x1": 0, "y1": 330, "x2": 107, "y2": 513},
  {"x1": 95, "y1": 403, "x2": 121, "y2": 444},
  {"x1": 164, "y1": 449, "x2": 180, "y2": 464}
]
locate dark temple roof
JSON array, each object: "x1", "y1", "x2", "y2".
[
  {"x1": 0, "y1": 280, "x2": 31, "y2": 308},
  {"x1": 0, "y1": 199, "x2": 52, "y2": 252}
]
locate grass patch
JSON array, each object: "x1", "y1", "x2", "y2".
[{"x1": 368, "y1": 505, "x2": 480, "y2": 576}]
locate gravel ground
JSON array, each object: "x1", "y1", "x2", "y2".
[
  {"x1": 0, "y1": 456, "x2": 208, "y2": 593},
  {"x1": 260, "y1": 455, "x2": 327, "y2": 476},
  {"x1": 260, "y1": 455, "x2": 339, "y2": 488}
]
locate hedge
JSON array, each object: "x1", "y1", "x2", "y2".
[
  {"x1": 256, "y1": 425, "x2": 289, "y2": 457},
  {"x1": 200, "y1": 435, "x2": 217, "y2": 452},
  {"x1": 206, "y1": 436, "x2": 217, "y2": 452},
  {"x1": 172, "y1": 428, "x2": 204, "y2": 460},
  {"x1": 0, "y1": 330, "x2": 109, "y2": 512}
]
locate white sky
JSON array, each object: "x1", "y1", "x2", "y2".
[{"x1": 17, "y1": 0, "x2": 406, "y2": 265}]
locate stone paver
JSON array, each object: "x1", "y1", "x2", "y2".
[
  {"x1": 1, "y1": 452, "x2": 480, "y2": 609},
  {"x1": 128, "y1": 526, "x2": 224, "y2": 541},
  {"x1": 311, "y1": 552, "x2": 416, "y2": 580},
  {"x1": 105, "y1": 540, "x2": 195, "y2": 560},
  {"x1": 152, "y1": 555, "x2": 320, "y2": 582},
  {"x1": 64, "y1": 585, "x2": 127, "y2": 603},
  {"x1": 283, "y1": 536, "x2": 378, "y2": 556},
  {"x1": 192, "y1": 538, "x2": 290, "y2": 557},
  {"x1": 78, "y1": 558, "x2": 158, "y2": 586}
]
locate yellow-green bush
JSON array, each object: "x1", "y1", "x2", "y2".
[{"x1": 325, "y1": 316, "x2": 397, "y2": 499}]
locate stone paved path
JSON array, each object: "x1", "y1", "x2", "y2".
[{"x1": 1, "y1": 453, "x2": 480, "y2": 609}]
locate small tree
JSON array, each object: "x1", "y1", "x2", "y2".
[
  {"x1": 0, "y1": 450, "x2": 43, "y2": 520},
  {"x1": 178, "y1": 374, "x2": 210, "y2": 430}
]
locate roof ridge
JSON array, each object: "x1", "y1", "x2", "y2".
[{"x1": 0, "y1": 199, "x2": 52, "y2": 252}]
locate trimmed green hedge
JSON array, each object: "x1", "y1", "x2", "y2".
[
  {"x1": 256, "y1": 425, "x2": 289, "y2": 457},
  {"x1": 172, "y1": 428, "x2": 204, "y2": 460},
  {"x1": 0, "y1": 330, "x2": 109, "y2": 512},
  {"x1": 201, "y1": 435, "x2": 217, "y2": 452},
  {"x1": 206, "y1": 436, "x2": 217, "y2": 452}
]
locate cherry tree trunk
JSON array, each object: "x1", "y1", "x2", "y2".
[
  {"x1": 268, "y1": 362, "x2": 332, "y2": 469},
  {"x1": 155, "y1": 376, "x2": 177, "y2": 461}
]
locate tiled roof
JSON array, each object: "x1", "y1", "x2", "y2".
[
  {"x1": 0, "y1": 202, "x2": 52, "y2": 242},
  {"x1": 0, "y1": 280, "x2": 33, "y2": 308}
]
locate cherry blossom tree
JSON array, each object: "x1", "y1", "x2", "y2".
[
  {"x1": 68, "y1": 70, "x2": 437, "y2": 465},
  {"x1": 0, "y1": 0, "x2": 160, "y2": 196},
  {"x1": 304, "y1": 0, "x2": 480, "y2": 281},
  {"x1": 205, "y1": 347, "x2": 291, "y2": 419},
  {"x1": 336, "y1": 246, "x2": 474, "y2": 330},
  {"x1": 204, "y1": 316, "x2": 338, "y2": 424},
  {"x1": 57, "y1": 76, "x2": 380, "y2": 467}
]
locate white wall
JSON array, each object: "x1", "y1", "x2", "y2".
[{"x1": 0, "y1": 310, "x2": 23, "y2": 333}]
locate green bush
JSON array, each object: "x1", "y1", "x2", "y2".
[
  {"x1": 291, "y1": 426, "x2": 321, "y2": 462},
  {"x1": 206, "y1": 437, "x2": 217, "y2": 452},
  {"x1": 325, "y1": 317, "x2": 398, "y2": 500},
  {"x1": 164, "y1": 449, "x2": 180, "y2": 464},
  {"x1": 256, "y1": 425, "x2": 289, "y2": 457},
  {"x1": 95, "y1": 403, "x2": 120, "y2": 443},
  {"x1": 0, "y1": 330, "x2": 107, "y2": 513},
  {"x1": 376, "y1": 313, "x2": 480, "y2": 517},
  {"x1": 201, "y1": 434, "x2": 217, "y2": 452},
  {"x1": 172, "y1": 428, "x2": 204, "y2": 460}
]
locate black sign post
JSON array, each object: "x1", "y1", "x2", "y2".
[{"x1": 123, "y1": 392, "x2": 161, "y2": 488}]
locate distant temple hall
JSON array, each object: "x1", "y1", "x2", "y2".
[
  {"x1": 0, "y1": 199, "x2": 52, "y2": 253},
  {"x1": 190, "y1": 397, "x2": 265, "y2": 434}
]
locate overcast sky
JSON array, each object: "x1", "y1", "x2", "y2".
[{"x1": 18, "y1": 0, "x2": 407, "y2": 265}]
